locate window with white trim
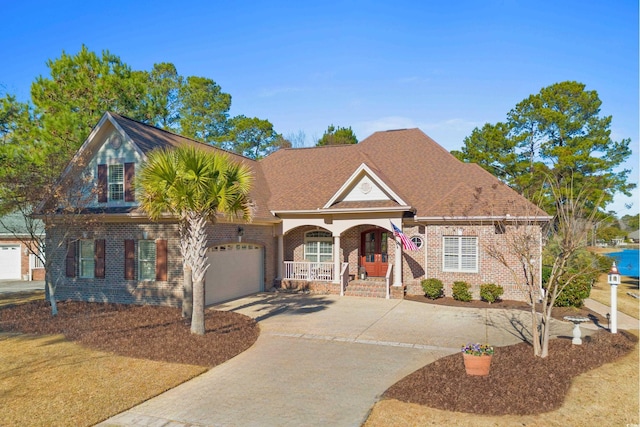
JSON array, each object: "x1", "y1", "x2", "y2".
[
  {"x1": 109, "y1": 164, "x2": 124, "y2": 201},
  {"x1": 79, "y1": 240, "x2": 95, "y2": 278},
  {"x1": 304, "y1": 231, "x2": 333, "y2": 263},
  {"x1": 410, "y1": 236, "x2": 424, "y2": 249},
  {"x1": 443, "y1": 236, "x2": 478, "y2": 272},
  {"x1": 138, "y1": 240, "x2": 156, "y2": 281}
]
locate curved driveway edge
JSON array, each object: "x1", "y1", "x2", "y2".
[{"x1": 99, "y1": 293, "x2": 576, "y2": 427}]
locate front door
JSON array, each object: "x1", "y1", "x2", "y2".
[{"x1": 360, "y1": 229, "x2": 389, "y2": 277}]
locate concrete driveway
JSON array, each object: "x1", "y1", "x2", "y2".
[
  {"x1": 0, "y1": 279, "x2": 44, "y2": 294},
  {"x1": 100, "y1": 293, "x2": 574, "y2": 427}
]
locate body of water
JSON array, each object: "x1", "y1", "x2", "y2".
[{"x1": 607, "y1": 249, "x2": 639, "y2": 277}]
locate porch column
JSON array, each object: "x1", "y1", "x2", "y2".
[
  {"x1": 277, "y1": 234, "x2": 284, "y2": 280},
  {"x1": 333, "y1": 234, "x2": 341, "y2": 284},
  {"x1": 394, "y1": 239, "x2": 402, "y2": 286}
]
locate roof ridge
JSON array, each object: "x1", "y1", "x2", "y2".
[{"x1": 108, "y1": 112, "x2": 258, "y2": 163}]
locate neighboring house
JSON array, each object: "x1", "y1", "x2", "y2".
[
  {"x1": 43, "y1": 112, "x2": 550, "y2": 306},
  {"x1": 628, "y1": 230, "x2": 639, "y2": 244},
  {"x1": 0, "y1": 212, "x2": 45, "y2": 281}
]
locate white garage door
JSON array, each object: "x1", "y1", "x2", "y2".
[
  {"x1": 205, "y1": 243, "x2": 263, "y2": 305},
  {"x1": 0, "y1": 245, "x2": 21, "y2": 280}
]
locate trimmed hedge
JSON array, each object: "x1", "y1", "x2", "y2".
[
  {"x1": 452, "y1": 281, "x2": 472, "y2": 302},
  {"x1": 480, "y1": 283, "x2": 504, "y2": 303},
  {"x1": 421, "y1": 278, "x2": 444, "y2": 299}
]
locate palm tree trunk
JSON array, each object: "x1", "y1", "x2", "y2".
[
  {"x1": 182, "y1": 265, "x2": 193, "y2": 319},
  {"x1": 179, "y1": 220, "x2": 193, "y2": 319},
  {"x1": 191, "y1": 277, "x2": 205, "y2": 335},
  {"x1": 188, "y1": 213, "x2": 209, "y2": 335}
]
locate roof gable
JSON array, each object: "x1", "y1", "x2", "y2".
[{"x1": 323, "y1": 163, "x2": 408, "y2": 208}]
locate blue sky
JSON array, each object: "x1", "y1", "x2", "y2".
[{"x1": 2, "y1": 0, "x2": 638, "y2": 216}]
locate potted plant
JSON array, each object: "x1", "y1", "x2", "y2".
[{"x1": 461, "y1": 343, "x2": 494, "y2": 376}]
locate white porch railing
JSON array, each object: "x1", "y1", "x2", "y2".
[
  {"x1": 340, "y1": 262, "x2": 349, "y2": 296},
  {"x1": 30, "y1": 254, "x2": 45, "y2": 269},
  {"x1": 284, "y1": 261, "x2": 335, "y2": 282},
  {"x1": 385, "y1": 263, "x2": 393, "y2": 299}
]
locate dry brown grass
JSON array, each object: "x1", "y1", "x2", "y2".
[
  {"x1": 590, "y1": 274, "x2": 639, "y2": 319},
  {"x1": 365, "y1": 331, "x2": 640, "y2": 427},
  {"x1": 0, "y1": 290, "x2": 45, "y2": 307},
  {"x1": 0, "y1": 292, "x2": 218, "y2": 427},
  {"x1": 0, "y1": 332, "x2": 206, "y2": 427}
]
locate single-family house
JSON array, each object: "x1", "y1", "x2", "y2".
[
  {"x1": 43, "y1": 112, "x2": 550, "y2": 306},
  {"x1": 0, "y1": 212, "x2": 46, "y2": 281}
]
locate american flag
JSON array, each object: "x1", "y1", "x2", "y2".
[{"x1": 391, "y1": 222, "x2": 418, "y2": 251}]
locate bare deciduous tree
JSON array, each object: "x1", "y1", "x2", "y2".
[{"x1": 485, "y1": 175, "x2": 605, "y2": 357}]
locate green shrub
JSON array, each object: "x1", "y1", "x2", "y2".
[
  {"x1": 480, "y1": 283, "x2": 504, "y2": 303},
  {"x1": 452, "y1": 281, "x2": 472, "y2": 302},
  {"x1": 421, "y1": 278, "x2": 443, "y2": 299},
  {"x1": 553, "y1": 275, "x2": 592, "y2": 307},
  {"x1": 542, "y1": 249, "x2": 601, "y2": 308}
]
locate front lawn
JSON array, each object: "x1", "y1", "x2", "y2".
[{"x1": 0, "y1": 295, "x2": 259, "y2": 426}]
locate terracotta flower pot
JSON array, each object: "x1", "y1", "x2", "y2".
[{"x1": 463, "y1": 353, "x2": 492, "y2": 376}]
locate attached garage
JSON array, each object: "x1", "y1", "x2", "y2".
[
  {"x1": 205, "y1": 243, "x2": 263, "y2": 305},
  {"x1": 0, "y1": 245, "x2": 21, "y2": 280}
]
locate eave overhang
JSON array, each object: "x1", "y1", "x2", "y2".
[{"x1": 272, "y1": 206, "x2": 414, "y2": 216}]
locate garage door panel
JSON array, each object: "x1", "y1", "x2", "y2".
[
  {"x1": 0, "y1": 245, "x2": 22, "y2": 280},
  {"x1": 205, "y1": 244, "x2": 262, "y2": 305}
]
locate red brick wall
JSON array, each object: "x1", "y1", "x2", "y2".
[
  {"x1": 47, "y1": 221, "x2": 277, "y2": 307},
  {"x1": 404, "y1": 224, "x2": 541, "y2": 302}
]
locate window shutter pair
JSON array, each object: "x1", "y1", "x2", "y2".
[
  {"x1": 65, "y1": 239, "x2": 105, "y2": 278},
  {"x1": 124, "y1": 239, "x2": 167, "y2": 281},
  {"x1": 97, "y1": 163, "x2": 135, "y2": 202}
]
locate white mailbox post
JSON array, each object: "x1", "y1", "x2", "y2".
[{"x1": 607, "y1": 262, "x2": 621, "y2": 334}]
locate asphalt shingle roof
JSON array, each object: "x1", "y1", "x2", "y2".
[{"x1": 106, "y1": 115, "x2": 547, "y2": 221}]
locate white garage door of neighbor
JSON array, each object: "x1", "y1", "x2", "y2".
[
  {"x1": 0, "y1": 245, "x2": 22, "y2": 280},
  {"x1": 205, "y1": 243, "x2": 263, "y2": 305}
]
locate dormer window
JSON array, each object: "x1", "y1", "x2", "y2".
[{"x1": 109, "y1": 164, "x2": 124, "y2": 201}]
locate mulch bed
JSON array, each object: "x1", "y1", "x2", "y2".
[
  {"x1": 384, "y1": 329, "x2": 637, "y2": 415},
  {"x1": 391, "y1": 295, "x2": 636, "y2": 415},
  {"x1": 404, "y1": 294, "x2": 608, "y2": 323},
  {"x1": 0, "y1": 300, "x2": 259, "y2": 367}
]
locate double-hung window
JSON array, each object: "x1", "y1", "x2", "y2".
[
  {"x1": 443, "y1": 236, "x2": 478, "y2": 272},
  {"x1": 108, "y1": 164, "x2": 124, "y2": 201},
  {"x1": 304, "y1": 231, "x2": 333, "y2": 263},
  {"x1": 79, "y1": 240, "x2": 95, "y2": 278},
  {"x1": 138, "y1": 240, "x2": 156, "y2": 281}
]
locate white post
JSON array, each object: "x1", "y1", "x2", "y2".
[
  {"x1": 277, "y1": 234, "x2": 284, "y2": 280},
  {"x1": 333, "y1": 235, "x2": 341, "y2": 284},
  {"x1": 608, "y1": 262, "x2": 620, "y2": 334},
  {"x1": 394, "y1": 238, "x2": 402, "y2": 287},
  {"x1": 610, "y1": 284, "x2": 618, "y2": 334}
]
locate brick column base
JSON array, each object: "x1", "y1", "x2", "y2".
[{"x1": 390, "y1": 285, "x2": 405, "y2": 299}]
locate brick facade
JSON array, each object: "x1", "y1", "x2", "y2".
[
  {"x1": 47, "y1": 221, "x2": 277, "y2": 307},
  {"x1": 404, "y1": 223, "x2": 541, "y2": 302},
  {"x1": 282, "y1": 222, "x2": 540, "y2": 302}
]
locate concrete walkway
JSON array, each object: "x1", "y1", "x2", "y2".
[
  {"x1": 583, "y1": 298, "x2": 639, "y2": 330},
  {"x1": 99, "y1": 294, "x2": 579, "y2": 427}
]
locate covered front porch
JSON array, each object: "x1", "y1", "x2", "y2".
[{"x1": 275, "y1": 216, "x2": 408, "y2": 299}]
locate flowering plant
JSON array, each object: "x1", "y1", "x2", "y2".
[{"x1": 461, "y1": 343, "x2": 494, "y2": 356}]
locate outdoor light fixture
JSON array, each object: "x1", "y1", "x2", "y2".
[
  {"x1": 607, "y1": 262, "x2": 620, "y2": 334},
  {"x1": 237, "y1": 226, "x2": 244, "y2": 242}
]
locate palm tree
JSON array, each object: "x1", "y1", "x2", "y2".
[{"x1": 137, "y1": 145, "x2": 253, "y2": 334}]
